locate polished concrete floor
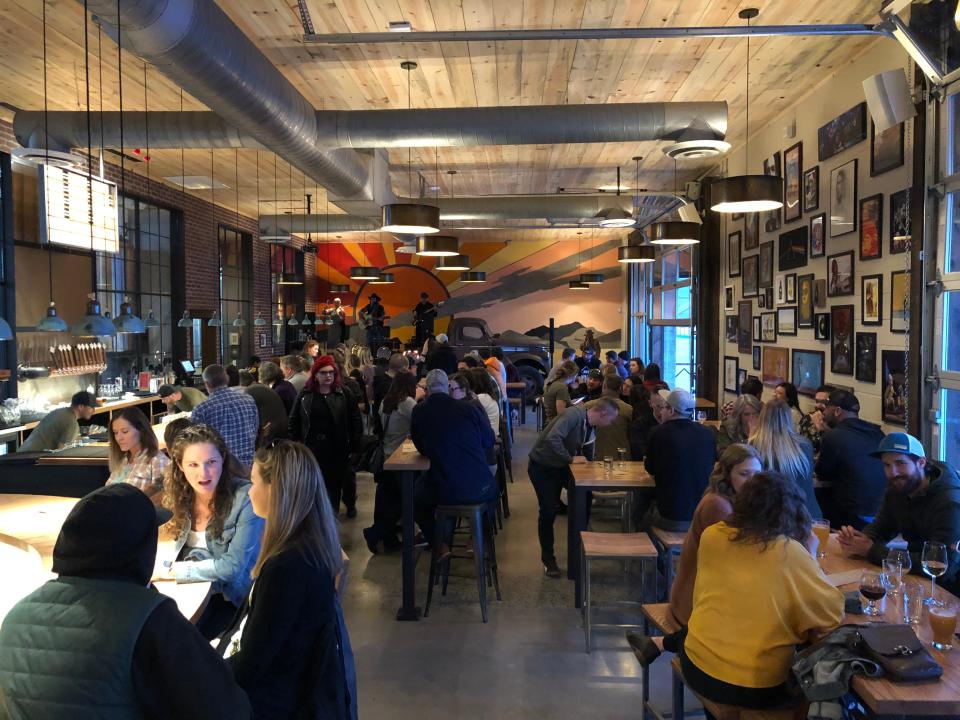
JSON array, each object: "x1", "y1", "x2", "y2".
[{"x1": 339, "y1": 415, "x2": 694, "y2": 719}]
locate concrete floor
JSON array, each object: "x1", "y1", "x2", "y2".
[{"x1": 339, "y1": 415, "x2": 691, "y2": 719}]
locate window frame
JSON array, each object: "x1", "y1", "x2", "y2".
[
  {"x1": 644, "y1": 246, "x2": 697, "y2": 392},
  {"x1": 219, "y1": 224, "x2": 254, "y2": 362}
]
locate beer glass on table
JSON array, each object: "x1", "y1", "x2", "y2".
[
  {"x1": 811, "y1": 519, "x2": 830, "y2": 559},
  {"x1": 928, "y1": 599, "x2": 957, "y2": 651}
]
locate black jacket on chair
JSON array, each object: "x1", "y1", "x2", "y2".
[{"x1": 289, "y1": 388, "x2": 362, "y2": 460}]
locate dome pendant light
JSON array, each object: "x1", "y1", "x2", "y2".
[
  {"x1": 711, "y1": 8, "x2": 784, "y2": 214},
  {"x1": 380, "y1": 62, "x2": 439, "y2": 234},
  {"x1": 37, "y1": 302, "x2": 68, "y2": 332},
  {"x1": 207, "y1": 311, "x2": 223, "y2": 328},
  {"x1": 0, "y1": 317, "x2": 12, "y2": 341},
  {"x1": 177, "y1": 310, "x2": 193, "y2": 328},
  {"x1": 72, "y1": 294, "x2": 117, "y2": 337},
  {"x1": 114, "y1": 297, "x2": 146, "y2": 334},
  {"x1": 287, "y1": 314, "x2": 301, "y2": 327},
  {"x1": 232, "y1": 311, "x2": 244, "y2": 327},
  {"x1": 143, "y1": 310, "x2": 160, "y2": 328},
  {"x1": 253, "y1": 311, "x2": 268, "y2": 327}
]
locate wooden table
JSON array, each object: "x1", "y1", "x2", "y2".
[
  {"x1": 1, "y1": 395, "x2": 161, "y2": 448},
  {"x1": 506, "y1": 381, "x2": 527, "y2": 425},
  {"x1": 568, "y1": 461, "x2": 655, "y2": 607},
  {"x1": 383, "y1": 441, "x2": 430, "y2": 622},
  {"x1": 819, "y1": 534, "x2": 960, "y2": 717},
  {"x1": 0, "y1": 493, "x2": 211, "y2": 623}
]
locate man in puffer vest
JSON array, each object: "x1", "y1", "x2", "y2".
[{"x1": 0, "y1": 484, "x2": 251, "y2": 719}]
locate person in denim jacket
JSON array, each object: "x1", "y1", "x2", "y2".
[{"x1": 158, "y1": 423, "x2": 265, "y2": 639}]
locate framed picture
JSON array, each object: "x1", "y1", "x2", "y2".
[
  {"x1": 797, "y1": 273, "x2": 814, "y2": 328},
  {"x1": 783, "y1": 142, "x2": 803, "y2": 223},
  {"x1": 830, "y1": 304, "x2": 854, "y2": 375},
  {"x1": 777, "y1": 306, "x2": 798, "y2": 336},
  {"x1": 890, "y1": 270, "x2": 909, "y2": 333},
  {"x1": 881, "y1": 350, "x2": 907, "y2": 425},
  {"x1": 228, "y1": 332, "x2": 240, "y2": 346},
  {"x1": 258, "y1": 334, "x2": 267, "y2": 349},
  {"x1": 738, "y1": 300, "x2": 753, "y2": 355},
  {"x1": 724, "y1": 356, "x2": 740, "y2": 394},
  {"x1": 764, "y1": 287, "x2": 774, "y2": 308},
  {"x1": 792, "y1": 349, "x2": 825, "y2": 397},
  {"x1": 724, "y1": 285, "x2": 735, "y2": 311},
  {"x1": 827, "y1": 250, "x2": 855, "y2": 297},
  {"x1": 889, "y1": 188, "x2": 911, "y2": 254},
  {"x1": 785, "y1": 273, "x2": 797, "y2": 303},
  {"x1": 762, "y1": 346, "x2": 790, "y2": 387},
  {"x1": 870, "y1": 120, "x2": 905, "y2": 177},
  {"x1": 809, "y1": 213, "x2": 826, "y2": 258},
  {"x1": 855, "y1": 332, "x2": 878, "y2": 384},
  {"x1": 861, "y1": 274, "x2": 883, "y2": 326},
  {"x1": 776, "y1": 275, "x2": 786, "y2": 305},
  {"x1": 752, "y1": 346, "x2": 761, "y2": 370},
  {"x1": 814, "y1": 279, "x2": 828, "y2": 308},
  {"x1": 763, "y1": 152, "x2": 782, "y2": 233},
  {"x1": 728, "y1": 231, "x2": 742, "y2": 277},
  {"x1": 737, "y1": 368, "x2": 747, "y2": 390},
  {"x1": 742, "y1": 255, "x2": 759, "y2": 297},
  {"x1": 725, "y1": 315, "x2": 738, "y2": 343},
  {"x1": 818, "y1": 102, "x2": 868, "y2": 161},
  {"x1": 814, "y1": 312, "x2": 831, "y2": 341},
  {"x1": 758, "y1": 292, "x2": 766, "y2": 308},
  {"x1": 859, "y1": 193, "x2": 883, "y2": 261},
  {"x1": 761, "y1": 311, "x2": 777, "y2": 342},
  {"x1": 778, "y1": 226, "x2": 808, "y2": 271},
  {"x1": 752, "y1": 316, "x2": 762, "y2": 342},
  {"x1": 744, "y1": 212, "x2": 760, "y2": 251},
  {"x1": 759, "y1": 242, "x2": 774, "y2": 288},
  {"x1": 829, "y1": 158, "x2": 858, "y2": 238},
  {"x1": 803, "y1": 165, "x2": 820, "y2": 213}
]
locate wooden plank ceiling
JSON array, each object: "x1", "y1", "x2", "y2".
[{"x1": 0, "y1": 0, "x2": 883, "y2": 242}]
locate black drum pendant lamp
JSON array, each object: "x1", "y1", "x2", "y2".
[
  {"x1": 350, "y1": 266, "x2": 380, "y2": 280},
  {"x1": 568, "y1": 281, "x2": 590, "y2": 290},
  {"x1": 370, "y1": 272, "x2": 395, "y2": 284},
  {"x1": 415, "y1": 235, "x2": 459, "y2": 257},
  {"x1": 459, "y1": 271, "x2": 486, "y2": 283},
  {"x1": 649, "y1": 221, "x2": 701, "y2": 245},
  {"x1": 435, "y1": 254, "x2": 470, "y2": 271},
  {"x1": 618, "y1": 244, "x2": 656, "y2": 263},
  {"x1": 331, "y1": 283, "x2": 351, "y2": 293},
  {"x1": 711, "y1": 8, "x2": 784, "y2": 214},
  {"x1": 380, "y1": 61, "x2": 440, "y2": 234}
]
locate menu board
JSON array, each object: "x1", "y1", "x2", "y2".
[{"x1": 41, "y1": 165, "x2": 119, "y2": 253}]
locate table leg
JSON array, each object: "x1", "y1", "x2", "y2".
[
  {"x1": 520, "y1": 388, "x2": 526, "y2": 426},
  {"x1": 570, "y1": 486, "x2": 589, "y2": 608},
  {"x1": 396, "y1": 470, "x2": 422, "y2": 622}
]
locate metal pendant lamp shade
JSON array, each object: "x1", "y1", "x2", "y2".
[
  {"x1": 72, "y1": 295, "x2": 116, "y2": 336},
  {"x1": 287, "y1": 314, "x2": 301, "y2": 326},
  {"x1": 177, "y1": 310, "x2": 193, "y2": 328},
  {"x1": 0, "y1": 317, "x2": 12, "y2": 341},
  {"x1": 618, "y1": 245, "x2": 656, "y2": 263},
  {"x1": 578, "y1": 273, "x2": 604, "y2": 284},
  {"x1": 350, "y1": 266, "x2": 381, "y2": 280},
  {"x1": 273, "y1": 313, "x2": 285, "y2": 327},
  {"x1": 649, "y1": 221, "x2": 701, "y2": 245},
  {"x1": 143, "y1": 310, "x2": 160, "y2": 328},
  {"x1": 277, "y1": 273, "x2": 303, "y2": 285},
  {"x1": 37, "y1": 302, "x2": 68, "y2": 332},
  {"x1": 710, "y1": 175, "x2": 784, "y2": 214},
  {"x1": 568, "y1": 280, "x2": 590, "y2": 290},
  {"x1": 232, "y1": 311, "x2": 244, "y2": 327},
  {"x1": 207, "y1": 311, "x2": 223, "y2": 327},
  {"x1": 381, "y1": 203, "x2": 440, "y2": 235},
  {"x1": 114, "y1": 297, "x2": 146, "y2": 334},
  {"x1": 370, "y1": 272, "x2": 395, "y2": 284},
  {"x1": 597, "y1": 207, "x2": 635, "y2": 228},
  {"x1": 330, "y1": 283, "x2": 351, "y2": 293},
  {"x1": 415, "y1": 235, "x2": 459, "y2": 257},
  {"x1": 435, "y1": 254, "x2": 470, "y2": 271},
  {"x1": 460, "y1": 271, "x2": 486, "y2": 283},
  {"x1": 253, "y1": 311, "x2": 267, "y2": 327}
]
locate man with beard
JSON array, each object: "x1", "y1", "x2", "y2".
[
  {"x1": 815, "y1": 390, "x2": 886, "y2": 529},
  {"x1": 838, "y1": 433, "x2": 960, "y2": 594}
]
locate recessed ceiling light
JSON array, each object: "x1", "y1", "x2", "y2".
[{"x1": 389, "y1": 21, "x2": 413, "y2": 32}]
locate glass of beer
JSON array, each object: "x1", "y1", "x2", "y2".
[
  {"x1": 928, "y1": 600, "x2": 957, "y2": 651},
  {"x1": 812, "y1": 519, "x2": 830, "y2": 559}
]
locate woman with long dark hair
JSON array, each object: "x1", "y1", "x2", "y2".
[
  {"x1": 774, "y1": 381, "x2": 803, "y2": 430},
  {"x1": 626, "y1": 383, "x2": 658, "y2": 460},
  {"x1": 106, "y1": 406, "x2": 168, "y2": 501},
  {"x1": 289, "y1": 355, "x2": 362, "y2": 515}
]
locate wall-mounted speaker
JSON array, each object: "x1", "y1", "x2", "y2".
[{"x1": 863, "y1": 68, "x2": 916, "y2": 133}]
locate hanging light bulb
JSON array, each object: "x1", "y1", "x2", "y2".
[
  {"x1": 37, "y1": 301, "x2": 68, "y2": 332},
  {"x1": 72, "y1": 294, "x2": 116, "y2": 336},
  {"x1": 114, "y1": 297, "x2": 146, "y2": 334},
  {"x1": 177, "y1": 310, "x2": 193, "y2": 328}
]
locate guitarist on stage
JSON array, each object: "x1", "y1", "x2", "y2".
[
  {"x1": 412, "y1": 292, "x2": 440, "y2": 346},
  {"x1": 358, "y1": 293, "x2": 387, "y2": 353}
]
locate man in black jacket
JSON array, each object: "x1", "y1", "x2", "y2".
[
  {"x1": 815, "y1": 389, "x2": 887, "y2": 529},
  {"x1": 0, "y1": 484, "x2": 251, "y2": 719},
  {"x1": 425, "y1": 333, "x2": 459, "y2": 375},
  {"x1": 838, "y1": 433, "x2": 960, "y2": 595}
]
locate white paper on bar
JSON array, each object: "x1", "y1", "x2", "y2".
[{"x1": 825, "y1": 569, "x2": 863, "y2": 588}]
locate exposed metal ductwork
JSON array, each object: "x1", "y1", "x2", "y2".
[{"x1": 81, "y1": 0, "x2": 371, "y2": 199}]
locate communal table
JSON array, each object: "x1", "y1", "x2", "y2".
[
  {"x1": 0, "y1": 493, "x2": 211, "y2": 623},
  {"x1": 819, "y1": 533, "x2": 960, "y2": 717},
  {"x1": 383, "y1": 441, "x2": 430, "y2": 621},
  {"x1": 567, "y1": 461, "x2": 655, "y2": 608}
]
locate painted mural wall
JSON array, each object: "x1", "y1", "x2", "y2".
[{"x1": 313, "y1": 236, "x2": 624, "y2": 352}]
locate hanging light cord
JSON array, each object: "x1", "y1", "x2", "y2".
[
  {"x1": 744, "y1": 15, "x2": 751, "y2": 166},
  {"x1": 41, "y1": 0, "x2": 54, "y2": 302},
  {"x1": 407, "y1": 67, "x2": 413, "y2": 198},
  {"x1": 86, "y1": 1, "x2": 97, "y2": 259}
]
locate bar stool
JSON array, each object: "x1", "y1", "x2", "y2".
[
  {"x1": 648, "y1": 526, "x2": 687, "y2": 595},
  {"x1": 425, "y1": 502, "x2": 502, "y2": 623},
  {"x1": 580, "y1": 531, "x2": 657, "y2": 652}
]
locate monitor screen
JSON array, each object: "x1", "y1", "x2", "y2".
[{"x1": 179, "y1": 360, "x2": 195, "y2": 374}]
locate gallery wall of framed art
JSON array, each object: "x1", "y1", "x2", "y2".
[{"x1": 717, "y1": 43, "x2": 912, "y2": 430}]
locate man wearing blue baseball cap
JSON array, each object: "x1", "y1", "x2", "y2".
[{"x1": 838, "y1": 432, "x2": 960, "y2": 592}]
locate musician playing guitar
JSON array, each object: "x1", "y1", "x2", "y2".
[
  {"x1": 412, "y1": 292, "x2": 443, "y2": 346},
  {"x1": 358, "y1": 293, "x2": 387, "y2": 353}
]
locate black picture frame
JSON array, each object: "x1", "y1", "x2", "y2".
[
  {"x1": 777, "y1": 306, "x2": 798, "y2": 336},
  {"x1": 814, "y1": 312, "x2": 831, "y2": 341},
  {"x1": 889, "y1": 188, "x2": 910, "y2": 255},
  {"x1": 818, "y1": 102, "x2": 867, "y2": 161},
  {"x1": 762, "y1": 346, "x2": 790, "y2": 387},
  {"x1": 797, "y1": 273, "x2": 814, "y2": 328},
  {"x1": 861, "y1": 273, "x2": 883, "y2": 326},
  {"x1": 829, "y1": 158, "x2": 858, "y2": 238},
  {"x1": 783, "y1": 141, "x2": 803, "y2": 223},
  {"x1": 803, "y1": 165, "x2": 820, "y2": 213},
  {"x1": 830, "y1": 304, "x2": 854, "y2": 375},
  {"x1": 728, "y1": 231, "x2": 742, "y2": 277},
  {"x1": 809, "y1": 212, "x2": 826, "y2": 258},
  {"x1": 881, "y1": 350, "x2": 907, "y2": 425},
  {"x1": 741, "y1": 254, "x2": 759, "y2": 297},
  {"x1": 753, "y1": 346, "x2": 761, "y2": 370},
  {"x1": 792, "y1": 349, "x2": 825, "y2": 397},
  {"x1": 724, "y1": 355, "x2": 740, "y2": 394},
  {"x1": 752, "y1": 316, "x2": 762, "y2": 342},
  {"x1": 764, "y1": 286, "x2": 774, "y2": 308},
  {"x1": 760, "y1": 311, "x2": 777, "y2": 342},
  {"x1": 763, "y1": 151, "x2": 782, "y2": 233},
  {"x1": 855, "y1": 332, "x2": 878, "y2": 384},
  {"x1": 725, "y1": 315, "x2": 738, "y2": 343},
  {"x1": 738, "y1": 300, "x2": 753, "y2": 355},
  {"x1": 778, "y1": 226, "x2": 808, "y2": 271},
  {"x1": 759, "y1": 241, "x2": 774, "y2": 288},
  {"x1": 724, "y1": 285, "x2": 735, "y2": 311},
  {"x1": 859, "y1": 193, "x2": 883, "y2": 261},
  {"x1": 744, "y1": 212, "x2": 760, "y2": 251},
  {"x1": 870, "y1": 120, "x2": 905, "y2": 177},
  {"x1": 890, "y1": 269, "x2": 909, "y2": 334},
  {"x1": 785, "y1": 273, "x2": 797, "y2": 304},
  {"x1": 758, "y1": 292, "x2": 766, "y2": 308},
  {"x1": 826, "y1": 250, "x2": 855, "y2": 297}
]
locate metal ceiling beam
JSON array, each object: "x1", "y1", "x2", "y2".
[{"x1": 303, "y1": 24, "x2": 888, "y2": 44}]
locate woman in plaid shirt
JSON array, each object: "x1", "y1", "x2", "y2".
[{"x1": 106, "y1": 406, "x2": 169, "y2": 503}]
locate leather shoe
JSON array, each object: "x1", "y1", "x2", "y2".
[
  {"x1": 543, "y1": 558, "x2": 562, "y2": 578},
  {"x1": 625, "y1": 631, "x2": 662, "y2": 668}
]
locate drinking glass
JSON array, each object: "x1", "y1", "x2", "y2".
[
  {"x1": 884, "y1": 548, "x2": 911, "y2": 599},
  {"x1": 812, "y1": 520, "x2": 830, "y2": 559},
  {"x1": 696, "y1": 410, "x2": 707, "y2": 423},
  {"x1": 602, "y1": 456, "x2": 614, "y2": 477},
  {"x1": 616, "y1": 447, "x2": 627, "y2": 470},
  {"x1": 882, "y1": 558, "x2": 904, "y2": 599},
  {"x1": 902, "y1": 579, "x2": 928, "y2": 626},
  {"x1": 921, "y1": 541, "x2": 948, "y2": 605},
  {"x1": 859, "y1": 570, "x2": 886, "y2": 617},
  {"x1": 929, "y1": 600, "x2": 957, "y2": 651}
]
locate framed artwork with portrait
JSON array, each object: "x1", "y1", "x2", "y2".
[
  {"x1": 724, "y1": 356, "x2": 740, "y2": 394},
  {"x1": 829, "y1": 158, "x2": 858, "y2": 238},
  {"x1": 814, "y1": 312, "x2": 831, "y2": 341},
  {"x1": 809, "y1": 212, "x2": 826, "y2": 258},
  {"x1": 803, "y1": 165, "x2": 820, "y2": 213},
  {"x1": 797, "y1": 274, "x2": 814, "y2": 328},
  {"x1": 763, "y1": 152, "x2": 782, "y2": 232},
  {"x1": 830, "y1": 304, "x2": 854, "y2": 375},
  {"x1": 827, "y1": 250, "x2": 855, "y2": 297},
  {"x1": 742, "y1": 255, "x2": 759, "y2": 297},
  {"x1": 728, "y1": 231, "x2": 742, "y2": 277},
  {"x1": 881, "y1": 350, "x2": 907, "y2": 425},
  {"x1": 744, "y1": 212, "x2": 760, "y2": 250},
  {"x1": 855, "y1": 332, "x2": 877, "y2": 384},
  {"x1": 890, "y1": 270, "x2": 909, "y2": 333},
  {"x1": 859, "y1": 193, "x2": 883, "y2": 261},
  {"x1": 738, "y1": 300, "x2": 753, "y2": 355},
  {"x1": 725, "y1": 285, "x2": 735, "y2": 311},
  {"x1": 889, "y1": 188, "x2": 910, "y2": 255},
  {"x1": 861, "y1": 274, "x2": 883, "y2": 326},
  {"x1": 783, "y1": 142, "x2": 803, "y2": 223}
]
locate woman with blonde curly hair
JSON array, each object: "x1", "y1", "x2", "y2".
[{"x1": 158, "y1": 424, "x2": 264, "y2": 638}]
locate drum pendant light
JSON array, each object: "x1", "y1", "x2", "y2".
[
  {"x1": 350, "y1": 266, "x2": 381, "y2": 280},
  {"x1": 331, "y1": 284, "x2": 352, "y2": 293},
  {"x1": 578, "y1": 230, "x2": 604, "y2": 284},
  {"x1": 649, "y1": 221, "x2": 701, "y2": 245},
  {"x1": 618, "y1": 244, "x2": 656, "y2": 263},
  {"x1": 711, "y1": 8, "x2": 784, "y2": 214},
  {"x1": 381, "y1": 62, "x2": 440, "y2": 234},
  {"x1": 370, "y1": 272, "x2": 395, "y2": 284},
  {"x1": 459, "y1": 271, "x2": 486, "y2": 283},
  {"x1": 416, "y1": 235, "x2": 459, "y2": 257},
  {"x1": 435, "y1": 254, "x2": 470, "y2": 271},
  {"x1": 568, "y1": 281, "x2": 590, "y2": 290}
]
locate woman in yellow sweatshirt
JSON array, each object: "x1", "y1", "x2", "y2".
[{"x1": 681, "y1": 470, "x2": 844, "y2": 708}]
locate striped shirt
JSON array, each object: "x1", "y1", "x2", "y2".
[
  {"x1": 191, "y1": 387, "x2": 259, "y2": 467},
  {"x1": 107, "y1": 450, "x2": 170, "y2": 497}
]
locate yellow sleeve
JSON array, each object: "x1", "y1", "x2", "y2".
[{"x1": 786, "y1": 541, "x2": 845, "y2": 638}]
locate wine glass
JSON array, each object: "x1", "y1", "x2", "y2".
[
  {"x1": 859, "y1": 570, "x2": 887, "y2": 617},
  {"x1": 922, "y1": 541, "x2": 948, "y2": 606},
  {"x1": 884, "y1": 548, "x2": 911, "y2": 598},
  {"x1": 882, "y1": 558, "x2": 903, "y2": 598}
]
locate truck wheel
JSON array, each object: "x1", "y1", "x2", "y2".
[{"x1": 517, "y1": 365, "x2": 544, "y2": 400}]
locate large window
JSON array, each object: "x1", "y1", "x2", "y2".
[
  {"x1": 219, "y1": 226, "x2": 252, "y2": 363},
  {"x1": 270, "y1": 244, "x2": 305, "y2": 350},
  {"x1": 645, "y1": 247, "x2": 694, "y2": 392}
]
